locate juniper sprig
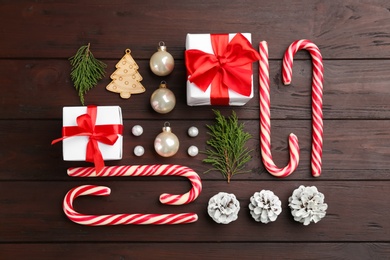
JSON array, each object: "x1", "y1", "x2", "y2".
[
  {"x1": 69, "y1": 43, "x2": 106, "y2": 105},
  {"x1": 203, "y1": 110, "x2": 253, "y2": 183}
]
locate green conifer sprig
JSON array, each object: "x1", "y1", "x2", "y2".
[
  {"x1": 69, "y1": 43, "x2": 107, "y2": 105},
  {"x1": 203, "y1": 110, "x2": 253, "y2": 183}
]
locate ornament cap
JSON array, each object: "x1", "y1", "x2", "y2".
[
  {"x1": 163, "y1": 121, "x2": 171, "y2": 132},
  {"x1": 158, "y1": 41, "x2": 167, "y2": 51},
  {"x1": 159, "y1": 81, "x2": 168, "y2": 89},
  {"x1": 158, "y1": 46, "x2": 167, "y2": 52},
  {"x1": 163, "y1": 126, "x2": 172, "y2": 132}
]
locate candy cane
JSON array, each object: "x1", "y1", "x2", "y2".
[
  {"x1": 67, "y1": 164, "x2": 202, "y2": 205},
  {"x1": 63, "y1": 185, "x2": 198, "y2": 225},
  {"x1": 259, "y1": 41, "x2": 300, "y2": 178},
  {"x1": 282, "y1": 39, "x2": 324, "y2": 177}
]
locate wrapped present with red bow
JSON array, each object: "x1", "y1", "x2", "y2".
[
  {"x1": 52, "y1": 105, "x2": 123, "y2": 174},
  {"x1": 185, "y1": 33, "x2": 260, "y2": 106}
]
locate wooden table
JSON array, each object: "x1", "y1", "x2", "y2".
[{"x1": 1, "y1": 1, "x2": 390, "y2": 259}]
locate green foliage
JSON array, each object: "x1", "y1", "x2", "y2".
[
  {"x1": 203, "y1": 110, "x2": 252, "y2": 183},
  {"x1": 69, "y1": 43, "x2": 106, "y2": 105}
]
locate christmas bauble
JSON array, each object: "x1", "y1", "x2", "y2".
[
  {"x1": 150, "y1": 81, "x2": 176, "y2": 114},
  {"x1": 154, "y1": 123, "x2": 179, "y2": 157},
  {"x1": 149, "y1": 42, "x2": 174, "y2": 76}
]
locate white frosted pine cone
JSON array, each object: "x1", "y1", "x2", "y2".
[
  {"x1": 208, "y1": 192, "x2": 240, "y2": 224},
  {"x1": 249, "y1": 190, "x2": 282, "y2": 224},
  {"x1": 288, "y1": 185, "x2": 328, "y2": 225}
]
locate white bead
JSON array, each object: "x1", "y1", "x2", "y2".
[
  {"x1": 187, "y1": 145, "x2": 199, "y2": 157},
  {"x1": 134, "y1": 145, "x2": 145, "y2": 156},
  {"x1": 187, "y1": 126, "x2": 199, "y2": 137},
  {"x1": 132, "y1": 125, "x2": 143, "y2": 136}
]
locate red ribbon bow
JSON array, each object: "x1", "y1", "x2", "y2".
[
  {"x1": 52, "y1": 106, "x2": 123, "y2": 174},
  {"x1": 185, "y1": 33, "x2": 261, "y2": 105}
]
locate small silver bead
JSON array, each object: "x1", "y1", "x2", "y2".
[
  {"x1": 187, "y1": 126, "x2": 199, "y2": 137},
  {"x1": 187, "y1": 145, "x2": 199, "y2": 157},
  {"x1": 132, "y1": 125, "x2": 143, "y2": 136},
  {"x1": 134, "y1": 145, "x2": 145, "y2": 156}
]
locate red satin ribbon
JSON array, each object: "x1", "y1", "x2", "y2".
[
  {"x1": 185, "y1": 33, "x2": 260, "y2": 105},
  {"x1": 51, "y1": 106, "x2": 123, "y2": 174}
]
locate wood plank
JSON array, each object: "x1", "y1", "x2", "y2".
[
  {"x1": 1, "y1": 243, "x2": 390, "y2": 259},
  {"x1": 1, "y1": 119, "x2": 389, "y2": 180},
  {"x1": 1, "y1": 59, "x2": 390, "y2": 120},
  {"x1": 1, "y1": 0, "x2": 389, "y2": 256},
  {"x1": 1, "y1": 1, "x2": 390, "y2": 59},
  {"x1": 1, "y1": 181, "x2": 389, "y2": 242}
]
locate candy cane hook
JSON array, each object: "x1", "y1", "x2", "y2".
[
  {"x1": 282, "y1": 39, "x2": 324, "y2": 177},
  {"x1": 67, "y1": 164, "x2": 202, "y2": 205},
  {"x1": 63, "y1": 185, "x2": 198, "y2": 225},
  {"x1": 63, "y1": 165, "x2": 202, "y2": 225},
  {"x1": 259, "y1": 41, "x2": 300, "y2": 178}
]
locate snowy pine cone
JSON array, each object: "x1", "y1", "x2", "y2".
[
  {"x1": 249, "y1": 190, "x2": 282, "y2": 224},
  {"x1": 288, "y1": 185, "x2": 328, "y2": 225},
  {"x1": 207, "y1": 192, "x2": 240, "y2": 224}
]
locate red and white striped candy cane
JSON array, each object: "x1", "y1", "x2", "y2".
[
  {"x1": 282, "y1": 39, "x2": 324, "y2": 177},
  {"x1": 259, "y1": 41, "x2": 300, "y2": 178},
  {"x1": 67, "y1": 164, "x2": 202, "y2": 205},
  {"x1": 63, "y1": 185, "x2": 198, "y2": 225}
]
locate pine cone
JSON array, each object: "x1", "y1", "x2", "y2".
[
  {"x1": 207, "y1": 192, "x2": 240, "y2": 224},
  {"x1": 249, "y1": 190, "x2": 282, "y2": 224},
  {"x1": 288, "y1": 185, "x2": 328, "y2": 225}
]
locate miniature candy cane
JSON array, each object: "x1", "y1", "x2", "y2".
[
  {"x1": 67, "y1": 164, "x2": 202, "y2": 205},
  {"x1": 259, "y1": 41, "x2": 300, "y2": 178},
  {"x1": 282, "y1": 39, "x2": 324, "y2": 177},
  {"x1": 63, "y1": 185, "x2": 198, "y2": 225}
]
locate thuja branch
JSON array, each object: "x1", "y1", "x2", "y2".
[
  {"x1": 69, "y1": 43, "x2": 107, "y2": 105},
  {"x1": 203, "y1": 110, "x2": 252, "y2": 183}
]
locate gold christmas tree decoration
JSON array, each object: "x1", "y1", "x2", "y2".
[{"x1": 106, "y1": 49, "x2": 146, "y2": 99}]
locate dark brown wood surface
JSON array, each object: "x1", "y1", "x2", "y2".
[{"x1": 1, "y1": 1, "x2": 390, "y2": 259}]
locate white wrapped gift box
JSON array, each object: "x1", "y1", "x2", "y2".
[
  {"x1": 185, "y1": 33, "x2": 254, "y2": 106},
  {"x1": 62, "y1": 106, "x2": 123, "y2": 161}
]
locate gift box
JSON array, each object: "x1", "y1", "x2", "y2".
[
  {"x1": 52, "y1": 105, "x2": 123, "y2": 173},
  {"x1": 185, "y1": 33, "x2": 260, "y2": 106}
]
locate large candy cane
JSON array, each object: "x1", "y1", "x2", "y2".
[
  {"x1": 259, "y1": 41, "x2": 300, "y2": 178},
  {"x1": 282, "y1": 39, "x2": 324, "y2": 177},
  {"x1": 64, "y1": 164, "x2": 202, "y2": 225},
  {"x1": 63, "y1": 185, "x2": 198, "y2": 225}
]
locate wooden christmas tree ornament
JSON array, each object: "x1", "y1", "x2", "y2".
[{"x1": 106, "y1": 49, "x2": 146, "y2": 99}]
